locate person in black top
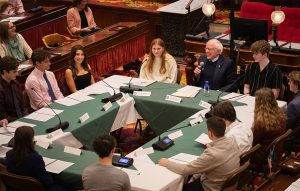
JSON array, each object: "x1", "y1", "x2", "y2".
[
  {"x1": 5, "y1": 126, "x2": 64, "y2": 191},
  {"x1": 243, "y1": 40, "x2": 282, "y2": 98},
  {"x1": 193, "y1": 39, "x2": 237, "y2": 92},
  {"x1": 0, "y1": 56, "x2": 26, "y2": 122},
  {"x1": 65, "y1": 45, "x2": 95, "y2": 93},
  {"x1": 67, "y1": 0, "x2": 99, "y2": 37}
]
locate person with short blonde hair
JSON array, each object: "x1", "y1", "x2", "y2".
[
  {"x1": 193, "y1": 39, "x2": 236, "y2": 91},
  {"x1": 140, "y1": 38, "x2": 177, "y2": 84},
  {"x1": 244, "y1": 40, "x2": 282, "y2": 98}
]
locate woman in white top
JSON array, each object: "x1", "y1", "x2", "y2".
[
  {"x1": 0, "y1": 21, "x2": 32, "y2": 62},
  {"x1": 140, "y1": 38, "x2": 177, "y2": 84}
]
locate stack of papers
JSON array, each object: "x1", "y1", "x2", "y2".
[
  {"x1": 42, "y1": 157, "x2": 74, "y2": 174},
  {"x1": 1, "y1": 16, "x2": 25, "y2": 22},
  {"x1": 172, "y1": 86, "x2": 201, "y2": 98},
  {"x1": 67, "y1": 91, "x2": 94, "y2": 102}
]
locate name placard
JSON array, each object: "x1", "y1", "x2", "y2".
[
  {"x1": 133, "y1": 91, "x2": 151, "y2": 97},
  {"x1": 79, "y1": 113, "x2": 90, "y2": 123},
  {"x1": 102, "y1": 101, "x2": 112, "y2": 111},
  {"x1": 165, "y1": 95, "x2": 181, "y2": 103}
]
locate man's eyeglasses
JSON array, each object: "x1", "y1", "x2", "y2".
[{"x1": 204, "y1": 47, "x2": 216, "y2": 51}]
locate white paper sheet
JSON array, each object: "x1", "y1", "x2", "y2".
[
  {"x1": 169, "y1": 153, "x2": 198, "y2": 164},
  {"x1": 68, "y1": 91, "x2": 94, "y2": 102},
  {"x1": 157, "y1": 0, "x2": 205, "y2": 14},
  {"x1": 131, "y1": 78, "x2": 155, "y2": 87},
  {"x1": 195, "y1": 133, "x2": 212, "y2": 145},
  {"x1": 42, "y1": 157, "x2": 56, "y2": 166},
  {"x1": 35, "y1": 108, "x2": 63, "y2": 116},
  {"x1": 172, "y1": 90, "x2": 199, "y2": 98},
  {"x1": 1, "y1": 16, "x2": 25, "y2": 22},
  {"x1": 6, "y1": 121, "x2": 36, "y2": 132},
  {"x1": 55, "y1": 97, "x2": 81, "y2": 106},
  {"x1": 18, "y1": 64, "x2": 32, "y2": 71},
  {"x1": 220, "y1": 92, "x2": 246, "y2": 101},
  {"x1": 45, "y1": 160, "x2": 74, "y2": 174},
  {"x1": 83, "y1": 83, "x2": 115, "y2": 95},
  {"x1": 0, "y1": 146, "x2": 11, "y2": 157},
  {"x1": 0, "y1": 134, "x2": 12, "y2": 145},
  {"x1": 130, "y1": 164, "x2": 183, "y2": 191},
  {"x1": 24, "y1": 112, "x2": 55, "y2": 122},
  {"x1": 268, "y1": 40, "x2": 286, "y2": 47},
  {"x1": 282, "y1": 42, "x2": 300, "y2": 50},
  {"x1": 234, "y1": 106, "x2": 254, "y2": 126},
  {"x1": 168, "y1": 130, "x2": 183, "y2": 140}
]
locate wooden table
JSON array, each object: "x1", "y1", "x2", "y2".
[{"x1": 17, "y1": 21, "x2": 149, "y2": 85}]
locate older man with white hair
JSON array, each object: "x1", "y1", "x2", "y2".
[{"x1": 193, "y1": 39, "x2": 237, "y2": 92}]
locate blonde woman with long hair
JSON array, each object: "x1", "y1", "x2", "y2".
[
  {"x1": 252, "y1": 87, "x2": 286, "y2": 166},
  {"x1": 139, "y1": 38, "x2": 177, "y2": 84}
]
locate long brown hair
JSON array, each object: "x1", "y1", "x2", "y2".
[
  {"x1": 0, "y1": 21, "x2": 10, "y2": 43},
  {"x1": 146, "y1": 38, "x2": 167, "y2": 74},
  {"x1": 10, "y1": 126, "x2": 35, "y2": 164},
  {"x1": 69, "y1": 45, "x2": 90, "y2": 79},
  {"x1": 254, "y1": 88, "x2": 286, "y2": 131}
]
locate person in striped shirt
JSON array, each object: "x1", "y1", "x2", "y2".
[{"x1": 243, "y1": 40, "x2": 282, "y2": 99}]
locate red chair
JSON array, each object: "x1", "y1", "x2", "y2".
[
  {"x1": 278, "y1": 7, "x2": 300, "y2": 43},
  {"x1": 239, "y1": 1, "x2": 275, "y2": 34}
]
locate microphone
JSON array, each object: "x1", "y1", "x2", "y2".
[
  {"x1": 101, "y1": 80, "x2": 123, "y2": 103},
  {"x1": 207, "y1": 74, "x2": 245, "y2": 107},
  {"x1": 119, "y1": 59, "x2": 148, "y2": 94},
  {"x1": 195, "y1": 61, "x2": 206, "y2": 84},
  {"x1": 31, "y1": 88, "x2": 69, "y2": 133}
]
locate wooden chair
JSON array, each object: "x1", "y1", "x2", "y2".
[
  {"x1": 221, "y1": 161, "x2": 250, "y2": 191},
  {"x1": 240, "y1": 144, "x2": 261, "y2": 165},
  {"x1": 42, "y1": 33, "x2": 74, "y2": 49},
  {"x1": 0, "y1": 169, "x2": 44, "y2": 191},
  {"x1": 176, "y1": 67, "x2": 182, "y2": 84}
]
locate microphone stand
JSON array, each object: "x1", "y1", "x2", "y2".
[
  {"x1": 101, "y1": 80, "x2": 123, "y2": 103},
  {"x1": 120, "y1": 59, "x2": 148, "y2": 94},
  {"x1": 31, "y1": 88, "x2": 69, "y2": 133},
  {"x1": 185, "y1": 0, "x2": 194, "y2": 34}
]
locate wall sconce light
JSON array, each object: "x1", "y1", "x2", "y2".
[{"x1": 271, "y1": 7, "x2": 285, "y2": 52}]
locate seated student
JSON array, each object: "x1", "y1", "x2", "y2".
[
  {"x1": 244, "y1": 40, "x2": 282, "y2": 99},
  {"x1": 0, "y1": 0, "x2": 25, "y2": 16},
  {"x1": 0, "y1": 118, "x2": 8, "y2": 126},
  {"x1": 139, "y1": 38, "x2": 177, "y2": 84},
  {"x1": 284, "y1": 71, "x2": 300, "y2": 152},
  {"x1": 0, "y1": 21, "x2": 32, "y2": 62},
  {"x1": 25, "y1": 49, "x2": 64, "y2": 110},
  {"x1": 159, "y1": 116, "x2": 240, "y2": 191},
  {"x1": 252, "y1": 88, "x2": 285, "y2": 166},
  {"x1": 67, "y1": 0, "x2": 98, "y2": 37},
  {"x1": 0, "y1": 56, "x2": 26, "y2": 122},
  {"x1": 193, "y1": 39, "x2": 237, "y2": 91},
  {"x1": 82, "y1": 135, "x2": 130, "y2": 191},
  {"x1": 5, "y1": 126, "x2": 64, "y2": 191},
  {"x1": 65, "y1": 45, "x2": 95, "y2": 93},
  {"x1": 213, "y1": 101, "x2": 253, "y2": 154}
]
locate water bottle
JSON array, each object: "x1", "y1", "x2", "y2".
[{"x1": 203, "y1": 81, "x2": 210, "y2": 96}]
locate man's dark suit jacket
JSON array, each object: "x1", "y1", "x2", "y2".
[
  {"x1": 193, "y1": 55, "x2": 237, "y2": 92},
  {"x1": 286, "y1": 91, "x2": 300, "y2": 144}
]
